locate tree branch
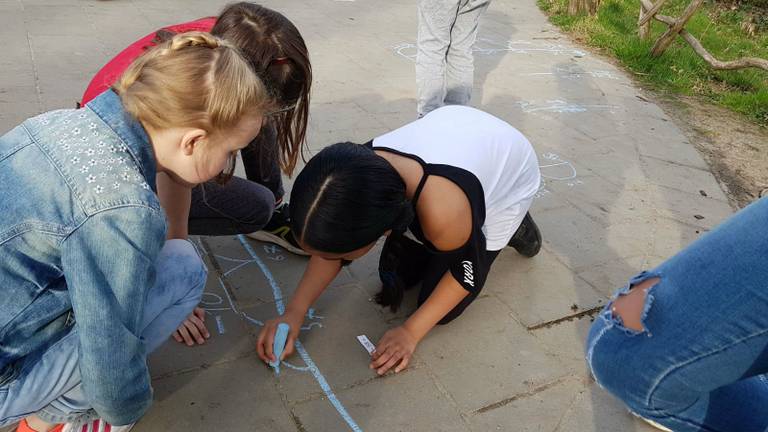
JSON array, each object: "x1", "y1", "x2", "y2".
[{"x1": 679, "y1": 29, "x2": 768, "y2": 70}]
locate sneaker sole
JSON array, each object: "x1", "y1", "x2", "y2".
[
  {"x1": 630, "y1": 412, "x2": 673, "y2": 431},
  {"x1": 246, "y1": 231, "x2": 310, "y2": 256}
]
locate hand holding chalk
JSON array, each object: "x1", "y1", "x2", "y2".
[{"x1": 269, "y1": 323, "x2": 290, "y2": 375}]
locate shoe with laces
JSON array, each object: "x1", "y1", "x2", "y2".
[
  {"x1": 247, "y1": 203, "x2": 309, "y2": 256},
  {"x1": 508, "y1": 212, "x2": 542, "y2": 257}
]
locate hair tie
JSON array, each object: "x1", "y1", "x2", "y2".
[{"x1": 270, "y1": 57, "x2": 291, "y2": 65}]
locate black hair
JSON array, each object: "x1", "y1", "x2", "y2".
[
  {"x1": 290, "y1": 143, "x2": 417, "y2": 312},
  {"x1": 290, "y1": 142, "x2": 414, "y2": 253}
]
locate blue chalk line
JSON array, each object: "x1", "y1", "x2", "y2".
[{"x1": 236, "y1": 235, "x2": 362, "y2": 432}]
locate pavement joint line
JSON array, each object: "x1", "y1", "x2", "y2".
[
  {"x1": 526, "y1": 306, "x2": 603, "y2": 331},
  {"x1": 551, "y1": 377, "x2": 589, "y2": 432},
  {"x1": 150, "y1": 351, "x2": 258, "y2": 381},
  {"x1": 288, "y1": 409, "x2": 309, "y2": 432},
  {"x1": 420, "y1": 361, "x2": 474, "y2": 431},
  {"x1": 639, "y1": 153, "x2": 718, "y2": 173},
  {"x1": 236, "y1": 234, "x2": 364, "y2": 432},
  {"x1": 471, "y1": 375, "x2": 578, "y2": 415},
  {"x1": 288, "y1": 364, "x2": 423, "y2": 406},
  {"x1": 18, "y1": 1, "x2": 42, "y2": 114}
]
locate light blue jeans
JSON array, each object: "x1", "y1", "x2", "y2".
[
  {"x1": 586, "y1": 197, "x2": 768, "y2": 432},
  {"x1": 0, "y1": 239, "x2": 207, "y2": 426},
  {"x1": 416, "y1": 0, "x2": 491, "y2": 116}
]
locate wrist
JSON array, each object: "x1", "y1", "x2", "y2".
[
  {"x1": 285, "y1": 304, "x2": 308, "y2": 319},
  {"x1": 402, "y1": 319, "x2": 427, "y2": 342}
]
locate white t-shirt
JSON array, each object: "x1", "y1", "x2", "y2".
[{"x1": 373, "y1": 105, "x2": 541, "y2": 250}]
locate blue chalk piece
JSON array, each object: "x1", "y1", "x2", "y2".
[{"x1": 270, "y1": 323, "x2": 290, "y2": 375}]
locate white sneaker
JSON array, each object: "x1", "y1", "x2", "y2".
[
  {"x1": 631, "y1": 412, "x2": 673, "y2": 431},
  {"x1": 61, "y1": 420, "x2": 135, "y2": 432}
]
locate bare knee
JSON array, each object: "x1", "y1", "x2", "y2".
[{"x1": 612, "y1": 277, "x2": 660, "y2": 332}]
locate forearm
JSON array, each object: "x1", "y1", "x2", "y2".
[
  {"x1": 156, "y1": 172, "x2": 191, "y2": 240},
  {"x1": 404, "y1": 272, "x2": 469, "y2": 341},
  {"x1": 285, "y1": 256, "x2": 342, "y2": 315}
]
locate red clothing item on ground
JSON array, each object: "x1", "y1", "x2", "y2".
[{"x1": 81, "y1": 17, "x2": 216, "y2": 106}]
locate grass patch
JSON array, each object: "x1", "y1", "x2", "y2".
[{"x1": 538, "y1": 0, "x2": 768, "y2": 125}]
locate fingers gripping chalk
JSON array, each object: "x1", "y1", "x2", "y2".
[{"x1": 270, "y1": 323, "x2": 291, "y2": 375}]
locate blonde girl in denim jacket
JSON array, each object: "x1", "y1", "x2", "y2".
[{"x1": 0, "y1": 32, "x2": 270, "y2": 432}]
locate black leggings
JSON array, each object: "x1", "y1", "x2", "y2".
[
  {"x1": 188, "y1": 122, "x2": 284, "y2": 236},
  {"x1": 379, "y1": 235, "x2": 501, "y2": 324}
]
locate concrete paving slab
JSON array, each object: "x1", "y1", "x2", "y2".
[
  {"x1": 535, "y1": 205, "x2": 646, "y2": 271},
  {"x1": 291, "y1": 368, "x2": 470, "y2": 432},
  {"x1": 134, "y1": 357, "x2": 297, "y2": 432},
  {"x1": 417, "y1": 296, "x2": 570, "y2": 413},
  {"x1": 486, "y1": 249, "x2": 606, "y2": 328}
]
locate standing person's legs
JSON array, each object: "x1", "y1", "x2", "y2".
[
  {"x1": 416, "y1": 0, "x2": 462, "y2": 117},
  {"x1": 0, "y1": 239, "x2": 207, "y2": 427},
  {"x1": 586, "y1": 197, "x2": 768, "y2": 432},
  {"x1": 444, "y1": 0, "x2": 491, "y2": 106}
]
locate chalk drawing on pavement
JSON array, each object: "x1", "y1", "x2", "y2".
[
  {"x1": 195, "y1": 240, "x2": 362, "y2": 431},
  {"x1": 537, "y1": 152, "x2": 583, "y2": 198},
  {"x1": 393, "y1": 38, "x2": 587, "y2": 62},
  {"x1": 517, "y1": 99, "x2": 619, "y2": 114}
]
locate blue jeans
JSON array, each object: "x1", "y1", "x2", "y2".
[
  {"x1": 586, "y1": 197, "x2": 768, "y2": 432},
  {"x1": 0, "y1": 239, "x2": 207, "y2": 426}
]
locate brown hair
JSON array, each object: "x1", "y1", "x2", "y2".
[
  {"x1": 211, "y1": 2, "x2": 311, "y2": 176},
  {"x1": 114, "y1": 32, "x2": 272, "y2": 179}
]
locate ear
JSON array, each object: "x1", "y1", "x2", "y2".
[{"x1": 180, "y1": 128, "x2": 208, "y2": 156}]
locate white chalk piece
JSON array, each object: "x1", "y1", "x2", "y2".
[{"x1": 356, "y1": 335, "x2": 376, "y2": 355}]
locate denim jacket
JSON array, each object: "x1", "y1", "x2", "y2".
[{"x1": 0, "y1": 90, "x2": 166, "y2": 425}]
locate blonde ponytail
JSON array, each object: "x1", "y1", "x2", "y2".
[{"x1": 114, "y1": 31, "x2": 271, "y2": 134}]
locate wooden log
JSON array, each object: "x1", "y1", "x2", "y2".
[
  {"x1": 639, "y1": 0, "x2": 669, "y2": 26},
  {"x1": 639, "y1": 4, "x2": 651, "y2": 38},
  {"x1": 637, "y1": 0, "x2": 767, "y2": 71},
  {"x1": 638, "y1": 0, "x2": 676, "y2": 25},
  {"x1": 651, "y1": 0, "x2": 704, "y2": 57},
  {"x1": 680, "y1": 29, "x2": 768, "y2": 70}
]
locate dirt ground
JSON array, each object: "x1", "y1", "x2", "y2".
[{"x1": 661, "y1": 94, "x2": 768, "y2": 209}]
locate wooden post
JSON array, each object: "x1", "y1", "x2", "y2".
[
  {"x1": 568, "y1": 0, "x2": 600, "y2": 15},
  {"x1": 650, "y1": 0, "x2": 704, "y2": 57},
  {"x1": 639, "y1": 4, "x2": 650, "y2": 38},
  {"x1": 638, "y1": 0, "x2": 668, "y2": 38}
]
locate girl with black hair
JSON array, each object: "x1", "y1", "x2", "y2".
[{"x1": 257, "y1": 106, "x2": 542, "y2": 375}]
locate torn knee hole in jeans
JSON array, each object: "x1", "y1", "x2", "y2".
[{"x1": 610, "y1": 275, "x2": 661, "y2": 335}]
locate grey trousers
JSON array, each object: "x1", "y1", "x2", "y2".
[{"x1": 416, "y1": 0, "x2": 491, "y2": 116}]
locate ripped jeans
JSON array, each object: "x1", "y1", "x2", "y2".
[{"x1": 586, "y1": 197, "x2": 768, "y2": 432}]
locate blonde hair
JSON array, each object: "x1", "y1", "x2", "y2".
[{"x1": 114, "y1": 31, "x2": 271, "y2": 134}]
